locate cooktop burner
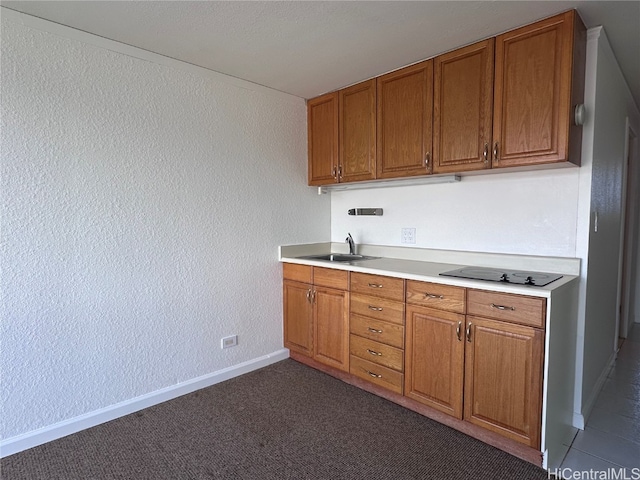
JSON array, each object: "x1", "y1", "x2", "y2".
[{"x1": 439, "y1": 267, "x2": 563, "y2": 287}]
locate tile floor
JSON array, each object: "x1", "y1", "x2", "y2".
[{"x1": 560, "y1": 323, "x2": 640, "y2": 473}]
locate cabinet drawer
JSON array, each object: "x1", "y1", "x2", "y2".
[
  {"x1": 406, "y1": 280, "x2": 466, "y2": 313},
  {"x1": 351, "y1": 272, "x2": 404, "y2": 301},
  {"x1": 350, "y1": 334, "x2": 404, "y2": 372},
  {"x1": 350, "y1": 314, "x2": 404, "y2": 349},
  {"x1": 313, "y1": 267, "x2": 349, "y2": 290},
  {"x1": 283, "y1": 263, "x2": 312, "y2": 283},
  {"x1": 350, "y1": 355, "x2": 404, "y2": 394},
  {"x1": 467, "y1": 290, "x2": 546, "y2": 329},
  {"x1": 351, "y1": 293, "x2": 404, "y2": 325}
]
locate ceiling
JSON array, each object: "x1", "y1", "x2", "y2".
[{"x1": 2, "y1": 1, "x2": 639, "y2": 106}]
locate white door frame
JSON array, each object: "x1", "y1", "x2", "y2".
[{"x1": 615, "y1": 117, "x2": 638, "y2": 347}]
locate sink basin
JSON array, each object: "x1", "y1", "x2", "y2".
[{"x1": 299, "y1": 253, "x2": 378, "y2": 263}]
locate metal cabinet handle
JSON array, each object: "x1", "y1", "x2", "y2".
[
  {"x1": 331, "y1": 166, "x2": 338, "y2": 180},
  {"x1": 456, "y1": 321, "x2": 462, "y2": 342},
  {"x1": 337, "y1": 165, "x2": 343, "y2": 179},
  {"x1": 493, "y1": 142, "x2": 499, "y2": 162},
  {"x1": 490, "y1": 303, "x2": 515, "y2": 311},
  {"x1": 368, "y1": 306, "x2": 383, "y2": 311},
  {"x1": 425, "y1": 293, "x2": 444, "y2": 300},
  {"x1": 367, "y1": 327, "x2": 383, "y2": 334},
  {"x1": 367, "y1": 371, "x2": 382, "y2": 379},
  {"x1": 466, "y1": 322, "x2": 472, "y2": 342},
  {"x1": 483, "y1": 143, "x2": 489, "y2": 163},
  {"x1": 367, "y1": 349, "x2": 382, "y2": 357},
  {"x1": 306, "y1": 289, "x2": 312, "y2": 303},
  {"x1": 425, "y1": 152, "x2": 431, "y2": 171},
  {"x1": 368, "y1": 283, "x2": 383, "y2": 288}
]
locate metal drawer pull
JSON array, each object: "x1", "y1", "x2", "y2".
[
  {"x1": 367, "y1": 349, "x2": 382, "y2": 356},
  {"x1": 367, "y1": 327, "x2": 383, "y2": 334},
  {"x1": 368, "y1": 306, "x2": 383, "y2": 311},
  {"x1": 456, "y1": 321, "x2": 462, "y2": 341},
  {"x1": 306, "y1": 289, "x2": 312, "y2": 302},
  {"x1": 425, "y1": 293, "x2": 444, "y2": 299},
  {"x1": 483, "y1": 143, "x2": 489, "y2": 163},
  {"x1": 490, "y1": 303, "x2": 515, "y2": 311},
  {"x1": 368, "y1": 283, "x2": 383, "y2": 288},
  {"x1": 493, "y1": 142, "x2": 499, "y2": 162},
  {"x1": 367, "y1": 371, "x2": 382, "y2": 379},
  {"x1": 466, "y1": 322, "x2": 472, "y2": 342}
]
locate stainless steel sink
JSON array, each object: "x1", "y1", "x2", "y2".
[{"x1": 298, "y1": 253, "x2": 378, "y2": 263}]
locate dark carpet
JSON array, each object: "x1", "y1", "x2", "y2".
[{"x1": 1, "y1": 359, "x2": 550, "y2": 479}]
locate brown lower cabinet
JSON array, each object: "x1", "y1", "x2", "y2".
[
  {"x1": 283, "y1": 264, "x2": 349, "y2": 372},
  {"x1": 405, "y1": 305, "x2": 465, "y2": 419},
  {"x1": 405, "y1": 284, "x2": 545, "y2": 449},
  {"x1": 283, "y1": 279, "x2": 314, "y2": 356},
  {"x1": 348, "y1": 273, "x2": 406, "y2": 394},
  {"x1": 283, "y1": 263, "x2": 546, "y2": 452},
  {"x1": 464, "y1": 316, "x2": 544, "y2": 448},
  {"x1": 405, "y1": 308, "x2": 545, "y2": 446}
]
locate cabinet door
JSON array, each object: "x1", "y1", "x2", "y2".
[
  {"x1": 405, "y1": 306, "x2": 465, "y2": 418},
  {"x1": 464, "y1": 316, "x2": 544, "y2": 448},
  {"x1": 339, "y1": 80, "x2": 376, "y2": 182},
  {"x1": 433, "y1": 39, "x2": 494, "y2": 173},
  {"x1": 308, "y1": 92, "x2": 339, "y2": 185},
  {"x1": 283, "y1": 280, "x2": 313, "y2": 356},
  {"x1": 492, "y1": 11, "x2": 575, "y2": 168},
  {"x1": 314, "y1": 286, "x2": 349, "y2": 372},
  {"x1": 377, "y1": 60, "x2": 433, "y2": 179}
]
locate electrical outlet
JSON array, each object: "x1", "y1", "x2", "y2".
[
  {"x1": 401, "y1": 228, "x2": 416, "y2": 244},
  {"x1": 221, "y1": 335, "x2": 238, "y2": 349}
]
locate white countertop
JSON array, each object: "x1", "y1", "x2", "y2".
[{"x1": 279, "y1": 243, "x2": 580, "y2": 298}]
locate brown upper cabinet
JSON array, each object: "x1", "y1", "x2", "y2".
[
  {"x1": 339, "y1": 80, "x2": 377, "y2": 182},
  {"x1": 307, "y1": 81, "x2": 376, "y2": 185},
  {"x1": 492, "y1": 10, "x2": 586, "y2": 168},
  {"x1": 307, "y1": 92, "x2": 338, "y2": 185},
  {"x1": 376, "y1": 60, "x2": 434, "y2": 179},
  {"x1": 306, "y1": 10, "x2": 586, "y2": 185},
  {"x1": 433, "y1": 39, "x2": 494, "y2": 174}
]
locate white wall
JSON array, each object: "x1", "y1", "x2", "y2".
[
  {"x1": 576, "y1": 27, "x2": 640, "y2": 417},
  {"x1": 331, "y1": 157, "x2": 581, "y2": 258},
  {"x1": 0, "y1": 12, "x2": 329, "y2": 442}
]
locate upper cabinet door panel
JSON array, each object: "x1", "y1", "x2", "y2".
[
  {"x1": 376, "y1": 60, "x2": 433, "y2": 179},
  {"x1": 308, "y1": 92, "x2": 338, "y2": 185},
  {"x1": 493, "y1": 11, "x2": 575, "y2": 168},
  {"x1": 339, "y1": 79, "x2": 376, "y2": 183},
  {"x1": 433, "y1": 39, "x2": 494, "y2": 173}
]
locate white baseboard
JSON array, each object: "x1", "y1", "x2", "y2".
[
  {"x1": 0, "y1": 349, "x2": 289, "y2": 458},
  {"x1": 573, "y1": 412, "x2": 585, "y2": 430},
  {"x1": 572, "y1": 350, "x2": 617, "y2": 429}
]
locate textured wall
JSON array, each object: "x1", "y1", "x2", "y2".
[
  {"x1": 331, "y1": 168, "x2": 581, "y2": 257},
  {"x1": 580, "y1": 30, "x2": 640, "y2": 404},
  {"x1": 1, "y1": 16, "x2": 329, "y2": 439}
]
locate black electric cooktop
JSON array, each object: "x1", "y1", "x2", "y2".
[{"x1": 439, "y1": 267, "x2": 563, "y2": 287}]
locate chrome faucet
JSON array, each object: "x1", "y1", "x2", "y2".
[{"x1": 346, "y1": 233, "x2": 356, "y2": 255}]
